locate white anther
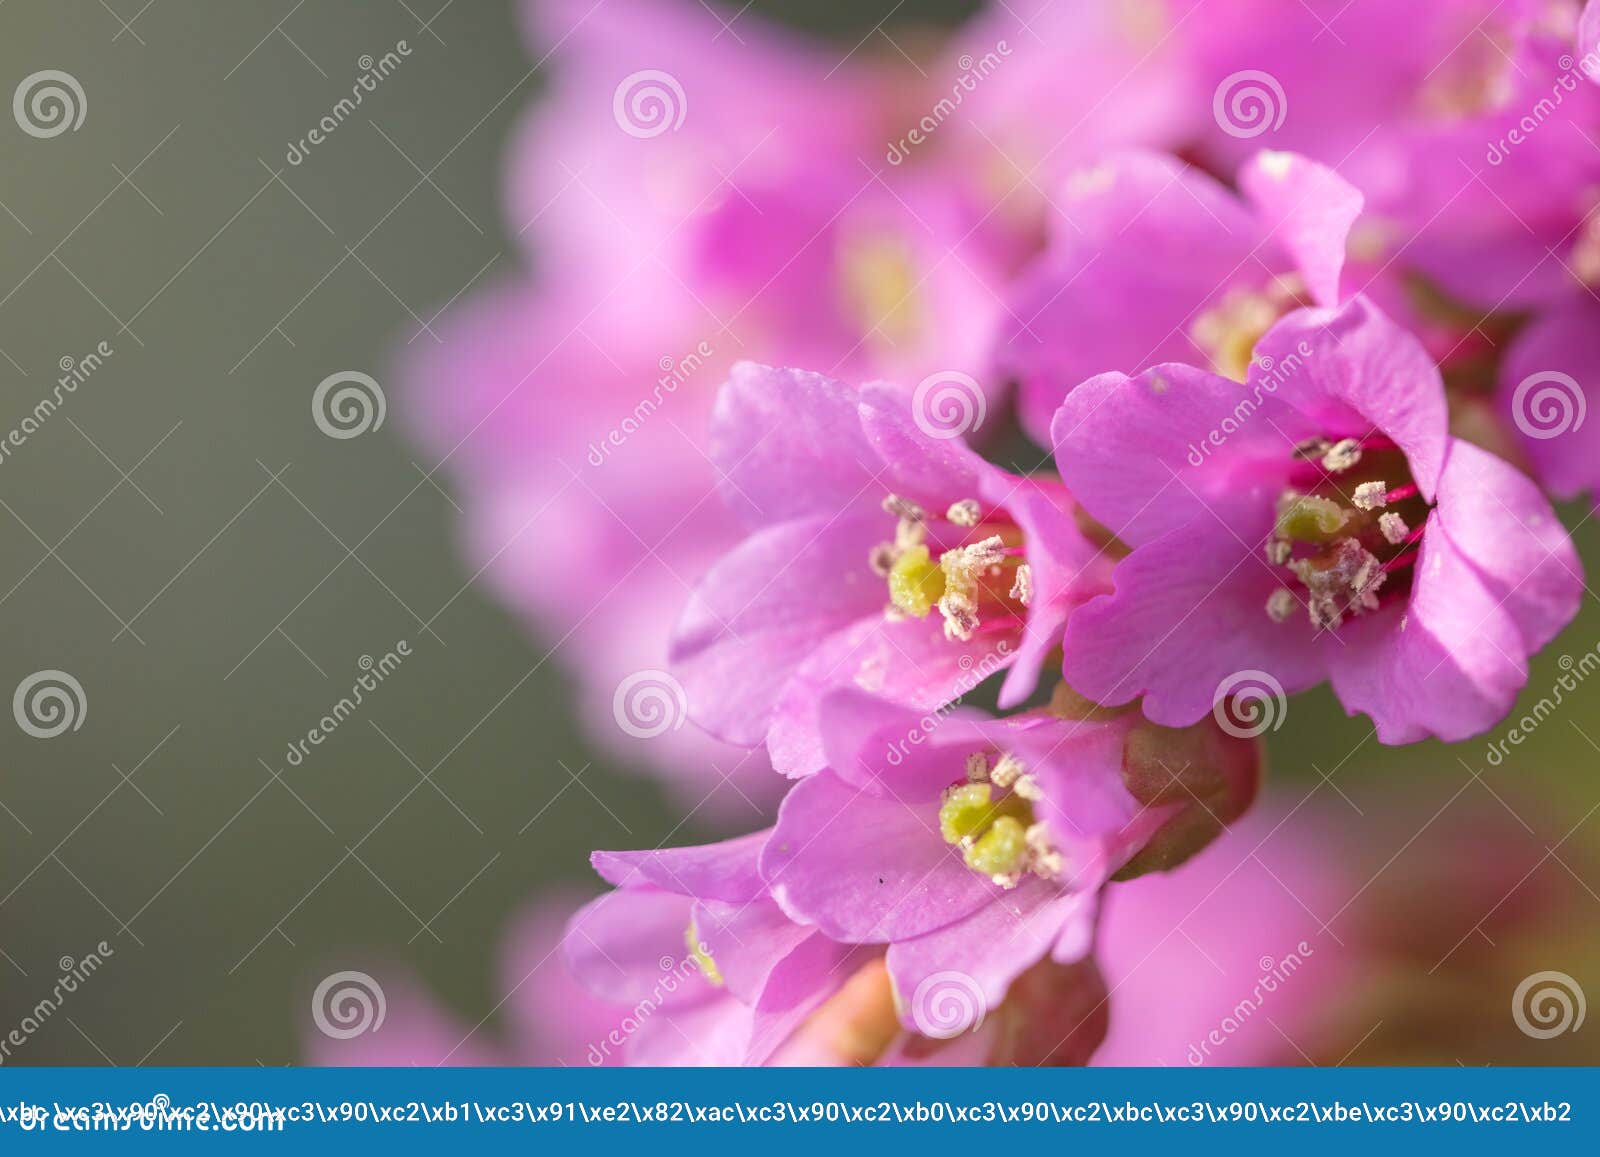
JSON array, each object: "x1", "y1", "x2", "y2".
[
  {"x1": 1378, "y1": 512, "x2": 1409, "y2": 545},
  {"x1": 989, "y1": 753, "x2": 1025, "y2": 789},
  {"x1": 1011, "y1": 773, "x2": 1042, "y2": 801},
  {"x1": 1009, "y1": 563, "x2": 1033, "y2": 607},
  {"x1": 946, "y1": 499, "x2": 982, "y2": 527},
  {"x1": 882, "y1": 494, "x2": 924, "y2": 522},
  {"x1": 1266, "y1": 587, "x2": 1298, "y2": 622},
  {"x1": 1025, "y1": 823, "x2": 1065, "y2": 881},
  {"x1": 1351, "y1": 480, "x2": 1388, "y2": 510},
  {"x1": 1321, "y1": 439, "x2": 1363, "y2": 472}
]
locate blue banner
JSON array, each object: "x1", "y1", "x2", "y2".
[{"x1": 0, "y1": 1068, "x2": 1595, "y2": 1151}]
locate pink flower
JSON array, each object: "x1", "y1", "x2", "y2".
[
  {"x1": 403, "y1": 0, "x2": 1045, "y2": 799},
  {"x1": 514, "y1": 0, "x2": 1014, "y2": 390},
  {"x1": 1181, "y1": 1, "x2": 1600, "y2": 500},
  {"x1": 566, "y1": 831, "x2": 854, "y2": 1065},
  {"x1": 566, "y1": 827, "x2": 1110, "y2": 1066},
  {"x1": 402, "y1": 287, "x2": 771, "y2": 805},
  {"x1": 669, "y1": 363, "x2": 1114, "y2": 777},
  {"x1": 1053, "y1": 295, "x2": 1582, "y2": 743},
  {"x1": 1001, "y1": 149, "x2": 1363, "y2": 441},
  {"x1": 760, "y1": 689, "x2": 1260, "y2": 1030}
]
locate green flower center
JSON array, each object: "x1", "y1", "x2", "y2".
[
  {"x1": 937, "y1": 753, "x2": 1063, "y2": 888},
  {"x1": 874, "y1": 496, "x2": 1030, "y2": 642}
]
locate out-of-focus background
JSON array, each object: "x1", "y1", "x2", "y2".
[{"x1": 0, "y1": 0, "x2": 1596, "y2": 1066}]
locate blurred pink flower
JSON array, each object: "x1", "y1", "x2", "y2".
[
  {"x1": 306, "y1": 891, "x2": 618, "y2": 1066},
  {"x1": 403, "y1": 0, "x2": 1207, "y2": 801}
]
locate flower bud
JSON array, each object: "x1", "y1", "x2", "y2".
[{"x1": 1113, "y1": 716, "x2": 1263, "y2": 880}]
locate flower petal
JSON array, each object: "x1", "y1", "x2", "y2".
[
  {"x1": 766, "y1": 616, "x2": 1017, "y2": 778},
  {"x1": 858, "y1": 382, "x2": 988, "y2": 506},
  {"x1": 1497, "y1": 300, "x2": 1600, "y2": 501},
  {"x1": 1432, "y1": 440, "x2": 1581, "y2": 664},
  {"x1": 1250, "y1": 297, "x2": 1448, "y2": 498},
  {"x1": 990, "y1": 477, "x2": 1114, "y2": 707},
  {"x1": 1051, "y1": 361, "x2": 1307, "y2": 546},
  {"x1": 591, "y1": 830, "x2": 771, "y2": 902},
  {"x1": 885, "y1": 878, "x2": 1091, "y2": 1031},
  {"x1": 1062, "y1": 514, "x2": 1328, "y2": 725},
  {"x1": 564, "y1": 888, "x2": 707, "y2": 1007},
  {"x1": 1326, "y1": 528, "x2": 1529, "y2": 744},
  {"x1": 763, "y1": 771, "x2": 997, "y2": 942},
  {"x1": 671, "y1": 510, "x2": 886, "y2": 745},
  {"x1": 710, "y1": 362, "x2": 880, "y2": 527},
  {"x1": 1002, "y1": 151, "x2": 1261, "y2": 441},
  {"x1": 1238, "y1": 150, "x2": 1363, "y2": 308}
]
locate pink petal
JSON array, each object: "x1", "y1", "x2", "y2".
[
  {"x1": 1239, "y1": 150, "x2": 1363, "y2": 308},
  {"x1": 671, "y1": 510, "x2": 886, "y2": 745},
  {"x1": 1497, "y1": 300, "x2": 1600, "y2": 500},
  {"x1": 1051, "y1": 361, "x2": 1307, "y2": 546},
  {"x1": 885, "y1": 879, "x2": 1091, "y2": 1031},
  {"x1": 766, "y1": 616, "x2": 1017, "y2": 778},
  {"x1": 1002, "y1": 151, "x2": 1262, "y2": 441},
  {"x1": 710, "y1": 363, "x2": 880, "y2": 528},
  {"x1": 591, "y1": 830, "x2": 771, "y2": 902},
  {"x1": 564, "y1": 888, "x2": 706, "y2": 1007},
  {"x1": 763, "y1": 772, "x2": 997, "y2": 943},
  {"x1": 1251, "y1": 297, "x2": 1449, "y2": 498},
  {"x1": 1062, "y1": 514, "x2": 1328, "y2": 726},
  {"x1": 1326, "y1": 531, "x2": 1529, "y2": 745},
  {"x1": 1432, "y1": 439, "x2": 1581, "y2": 659}
]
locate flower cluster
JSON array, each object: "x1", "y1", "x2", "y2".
[{"x1": 405, "y1": 0, "x2": 1596, "y2": 1064}]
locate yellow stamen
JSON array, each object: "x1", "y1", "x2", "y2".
[{"x1": 887, "y1": 544, "x2": 946, "y2": 618}]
